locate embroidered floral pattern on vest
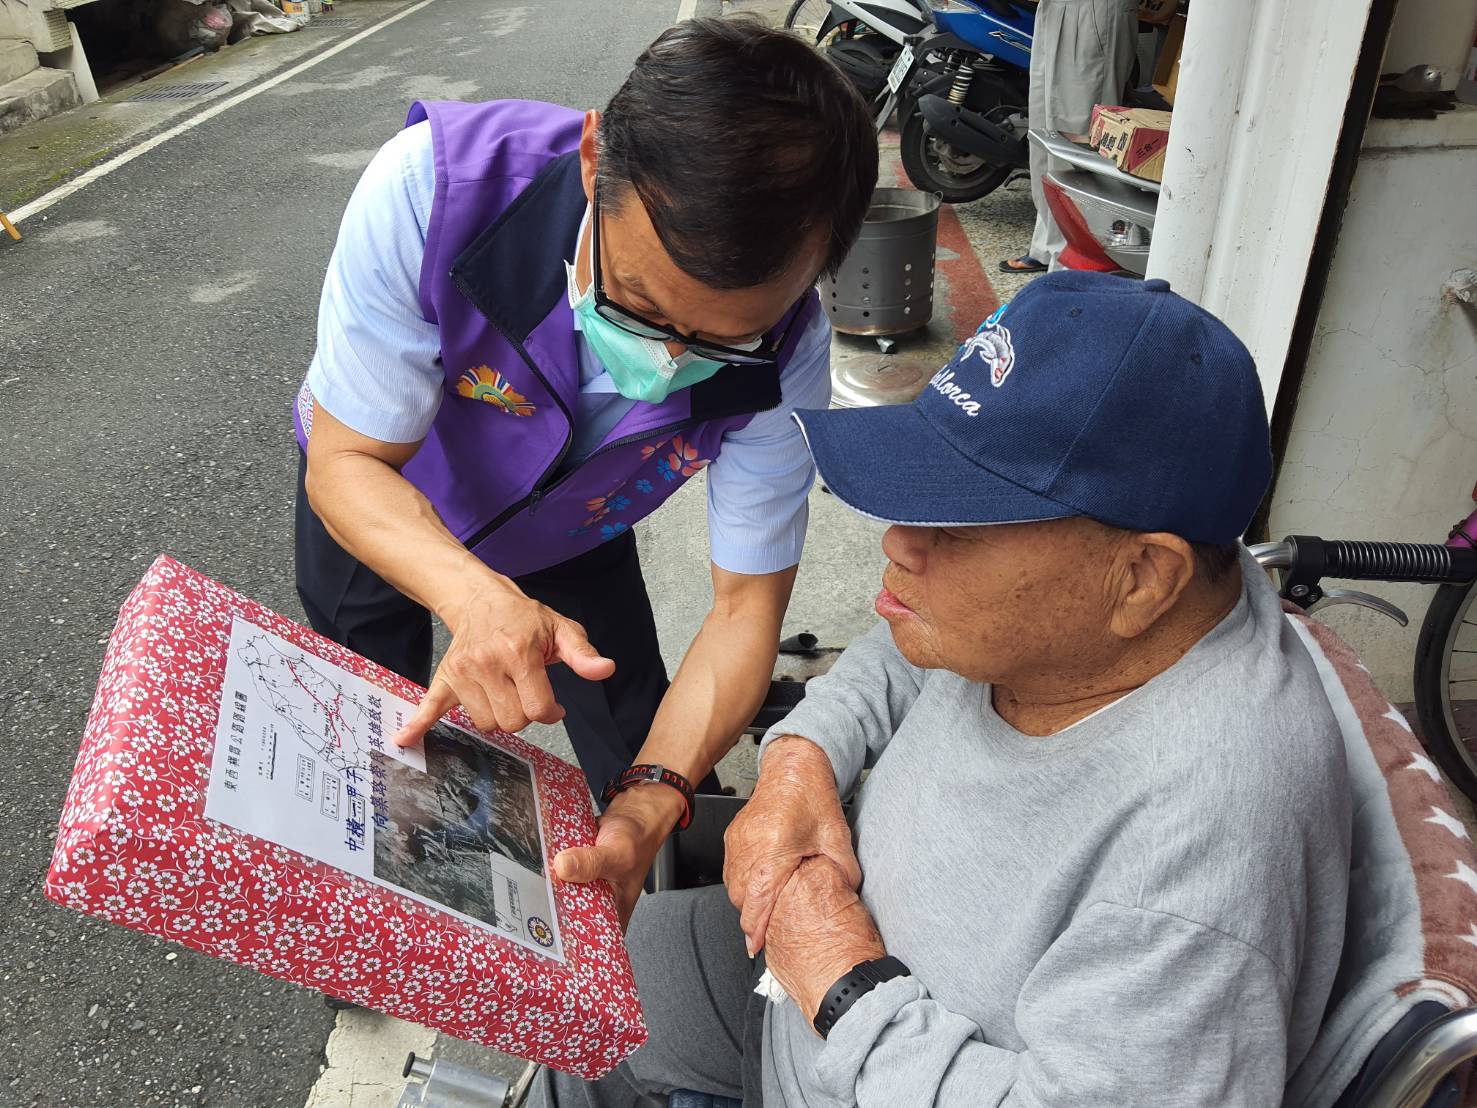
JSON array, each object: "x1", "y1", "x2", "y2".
[
  {"x1": 657, "y1": 436, "x2": 710, "y2": 481},
  {"x1": 569, "y1": 482, "x2": 639, "y2": 537},
  {"x1": 568, "y1": 436, "x2": 717, "y2": 537},
  {"x1": 456, "y1": 367, "x2": 537, "y2": 417},
  {"x1": 585, "y1": 491, "x2": 631, "y2": 516}
]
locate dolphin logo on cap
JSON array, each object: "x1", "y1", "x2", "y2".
[{"x1": 960, "y1": 322, "x2": 1016, "y2": 388}]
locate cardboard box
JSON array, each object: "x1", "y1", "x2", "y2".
[
  {"x1": 45, "y1": 557, "x2": 645, "y2": 1079},
  {"x1": 1089, "y1": 105, "x2": 1172, "y2": 183},
  {"x1": 1087, "y1": 103, "x2": 1120, "y2": 137},
  {"x1": 1153, "y1": 14, "x2": 1187, "y2": 105}
]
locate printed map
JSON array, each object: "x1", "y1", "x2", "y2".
[{"x1": 236, "y1": 633, "x2": 374, "y2": 773}]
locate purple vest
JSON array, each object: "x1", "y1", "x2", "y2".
[{"x1": 296, "y1": 99, "x2": 821, "y2": 579}]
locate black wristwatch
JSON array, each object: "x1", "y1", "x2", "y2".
[{"x1": 811, "y1": 955, "x2": 911, "y2": 1039}]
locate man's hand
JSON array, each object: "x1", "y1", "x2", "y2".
[
  {"x1": 765, "y1": 856, "x2": 886, "y2": 1027},
  {"x1": 393, "y1": 579, "x2": 615, "y2": 745},
  {"x1": 724, "y1": 736, "x2": 861, "y2": 955},
  {"x1": 551, "y1": 783, "x2": 685, "y2": 928}
]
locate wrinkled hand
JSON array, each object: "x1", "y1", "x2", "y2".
[
  {"x1": 765, "y1": 857, "x2": 885, "y2": 1027},
  {"x1": 551, "y1": 783, "x2": 685, "y2": 928},
  {"x1": 394, "y1": 579, "x2": 615, "y2": 745},
  {"x1": 723, "y1": 737, "x2": 861, "y2": 955}
]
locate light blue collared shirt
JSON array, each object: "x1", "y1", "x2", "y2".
[{"x1": 307, "y1": 122, "x2": 831, "y2": 575}]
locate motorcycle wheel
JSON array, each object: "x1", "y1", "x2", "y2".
[{"x1": 899, "y1": 105, "x2": 1012, "y2": 204}]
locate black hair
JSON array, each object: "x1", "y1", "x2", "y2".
[
  {"x1": 599, "y1": 17, "x2": 879, "y2": 290},
  {"x1": 1193, "y1": 542, "x2": 1241, "y2": 585}
]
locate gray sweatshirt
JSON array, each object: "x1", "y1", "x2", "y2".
[{"x1": 760, "y1": 556, "x2": 1352, "y2": 1107}]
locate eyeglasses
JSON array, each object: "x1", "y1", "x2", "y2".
[{"x1": 590, "y1": 189, "x2": 800, "y2": 366}]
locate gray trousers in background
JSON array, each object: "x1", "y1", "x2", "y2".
[
  {"x1": 1027, "y1": 0, "x2": 1140, "y2": 267},
  {"x1": 529, "y1": 887, "x2": 767, "y2": 1108}
]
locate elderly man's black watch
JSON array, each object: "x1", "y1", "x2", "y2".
[{"x1": 811, "y1": 955, "x2": 911, "y2": 1039}]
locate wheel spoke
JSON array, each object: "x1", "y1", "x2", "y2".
[
  {"x1": 786, "y1": 0, "x2": 834, "y2": 41},
  {"x1": 1420, "y1": 583, "x2": 1477, "y2": 789}
]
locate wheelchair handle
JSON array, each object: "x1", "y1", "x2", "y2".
[
  {"x1": 1253, "y1": 536, "x2": 1477, "y2": 585},
  {"x1": 1253, "y1": 535, "x2": 1477, "y2": 616},
  {"x1": 1358, "y1": 1007, "x2": 1477, "y2": 1108},
  {"x1": 1321, "y1": 539, "x2": 1477, "y2": 583}
]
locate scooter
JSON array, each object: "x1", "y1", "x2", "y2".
[
  {"x1": 785, "y1": 0, "x2": 1036, "y2": 203},
  {"x1": 883, "y1": 5, "x2": 1034, "y2": 202},
  {"x1": 1031, "y1": 127, "x2": 1158, "y2": 275},
  {"x1": 783, "y1": 0, "x2": 934, "y2": 102}
]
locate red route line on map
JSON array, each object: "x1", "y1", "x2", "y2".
[{"x1": 285, "y1": 658, "x2": 348, "y2": 751}]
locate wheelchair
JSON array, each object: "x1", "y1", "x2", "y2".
[
  {"x1": 404, "y1": 549, "x2": 1477, "y2": 1108},
  {"x1": 649, "y1": 795, "x2": 1476, "y2": 1108},
  {"x1": 647, "y1": 605, "x2": 1477, "y2": 1107}
]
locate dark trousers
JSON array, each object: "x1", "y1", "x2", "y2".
[
  {"x1": 528, "y1": 887, "x2": 765, "y2": 1108},
  {"x1": 294, "y1": 455, "x2": 706, "y2": 799}
]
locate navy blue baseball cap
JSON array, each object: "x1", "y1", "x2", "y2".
[{"x1": 795, "y1": 272, "x2": 1271, "y2": 545}]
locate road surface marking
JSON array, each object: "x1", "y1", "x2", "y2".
[
  {"x1": 10, "y1": 0, "x2": 441, "y2": 226},
  {"x1": 189, "y1": 270, "x2": 261, "y2": 305}
]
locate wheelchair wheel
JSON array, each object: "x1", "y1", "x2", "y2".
[
  {"x1": 784, "y1": 0, "x2": 835, "y2": 40},
  {"x1": 1413, "y1": 578, "x2": 1477, "y2": 802}
]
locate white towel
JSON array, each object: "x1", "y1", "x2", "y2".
[{"x1": 754, "y1": 967, "x2": 791, "y2": 1005}]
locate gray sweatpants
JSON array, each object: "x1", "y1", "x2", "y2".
[
  {"x1": 1027, "y1": 0, "x2": 1140, "y2": 267},
  {"x1": 529, "y1": 887, "x2": 766, "y2": 1108}
]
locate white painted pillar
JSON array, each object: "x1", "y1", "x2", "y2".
[
  {"x1": 40, "y1": 21, "x2": 97, "y2": 105},
  {"x1": 1146, "y1": 0, "x2": 1376, "y2": 414},
  {"x1": 1140, "y1": 4, "x2": 1252, "y2": 308}
]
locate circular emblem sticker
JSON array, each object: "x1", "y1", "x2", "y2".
[{"x1": 527, "y1": 916, "x2": 554, "y2": 948}]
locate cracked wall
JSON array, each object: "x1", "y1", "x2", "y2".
[{"x1": 1268, "y1": 136, "x2": 1477, "y2": 700}]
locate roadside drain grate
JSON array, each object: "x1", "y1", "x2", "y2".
[
  {"x1": 302, "y1": 16, "x2": 366, "y2": 30},
  {"x1": 128, "y1": 81, "x2": 229, "y2": 101}
]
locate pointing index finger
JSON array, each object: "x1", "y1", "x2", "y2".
[{"x1": 392, "y1": 680, "x2": 459, "y2": 747}]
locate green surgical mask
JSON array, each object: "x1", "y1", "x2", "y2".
[{"x1": 565, "y1": 261, "x2": 752, "y2": 404}]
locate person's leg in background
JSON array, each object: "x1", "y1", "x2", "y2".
[
  {"x1": 516, "y1": 531, "x2": 724, "y2": 800},
  {"x1": 1021, "y1": 0, "x2": 1064, "y2": 272},
  {"x1": 528, "y1": 886, "x2": 759, "y2": 1108},
  {"x1": 294, "y1": 452, "x2": 434, "y2": 686},
  {"x1": 1023, "y1": 0, "x2": 1141, "y2": 271}
]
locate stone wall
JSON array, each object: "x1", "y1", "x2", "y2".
[{"x1": 0, "y1": 0, "x2": 39, "y2": 41}]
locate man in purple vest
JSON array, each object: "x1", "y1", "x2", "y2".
[{"x1": 294, "y1": 18, "x2": 877, "y2": 917}]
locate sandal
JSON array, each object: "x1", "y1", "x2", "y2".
[{"x1": 999, "y1": 255, "x2": 1047, "y2": 273}]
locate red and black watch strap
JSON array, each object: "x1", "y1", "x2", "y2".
[{"x1": 601, "y1": 764, "x2": 695, "y2": 831}]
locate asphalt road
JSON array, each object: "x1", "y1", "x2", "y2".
[{"x1": 0, "y1": 0, "x2": 680, "y2": 1103}]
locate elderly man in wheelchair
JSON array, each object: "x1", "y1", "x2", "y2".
[{"x1": 533, "y1": 273, "x2": 1477, "y2": 1107}]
